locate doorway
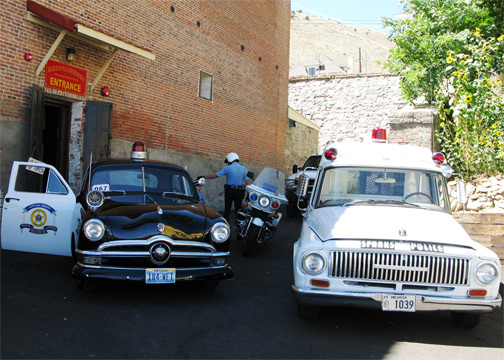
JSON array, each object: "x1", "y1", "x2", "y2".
[
  {"x1": 30, "y1": 85, "x2": 71, "y2": 181},
  {"x1": 43, "y1": 99, "x2": 70, "y2": 179}
]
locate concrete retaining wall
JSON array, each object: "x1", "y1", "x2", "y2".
[{"x1": 455, "y1": 213, "x2": 504, "y2": 261}]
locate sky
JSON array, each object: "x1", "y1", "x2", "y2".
[{"x1": 290, "y1": 0, "x2": 407, "y2": 33}]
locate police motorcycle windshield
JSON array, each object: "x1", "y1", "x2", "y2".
[{"x1": 248, "y1": 167, "x2": 285, "y2": 195}]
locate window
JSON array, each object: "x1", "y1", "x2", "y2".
[
  {"x1": 14, "y1": 165, "x2": 67, "y2": 195},
  {"x1": 316, "y1": 167, "x2": 450, "y2": 212},
  {"x1": 308, "y1": 67, "x2": 316, "y2": 76},
  {"x1": 89, "y1": 165, "x2": 197, "y2": 198},
  {"x1": 199, "y1": 71, "x2": 213, "y2": 100}
]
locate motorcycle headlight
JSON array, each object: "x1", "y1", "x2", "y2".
[
  {"x1": 475, "y1": 262, "x2": 498, "y2": 285},
  {"x1": 285, "y1": 179, "x2": 297, "y2": 187},
  {"x1": 302, "y1": 252, "x2": 326, "y2": 275},
  {"x1": 211, "y1": 222, "x2": 230, "y2": 243},
  {"x1": 83, "y1": 219, "x2": 105, "y2": 241},
  {"x1": 259, "y1": 195, "x2": 271, "y2": 208}
]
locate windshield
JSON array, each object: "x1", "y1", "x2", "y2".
[
  {"x1": 252, "y1": 168, "x2": 286, "y2": 195},
  {"x1": 315, "y1": 167, "x2": 450, "y2": 212},
  {"x1": 89, "y1": 165, "x2": 197, "y2": 198},
  {"x1": 302, "y1": 155, "x2": 321, "y2": 169}
]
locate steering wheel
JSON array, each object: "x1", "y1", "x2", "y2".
[{"x1": 404, "y1": 192, "x2": 434, "y2": 203}]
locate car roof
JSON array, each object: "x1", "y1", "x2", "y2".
[{"x1": 89, "y1": 159, "x2": 187, "y2": 172}]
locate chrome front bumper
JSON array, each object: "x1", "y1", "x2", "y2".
[{"x1": 291, "y1": 285, "x2": 502, "y2": 313}]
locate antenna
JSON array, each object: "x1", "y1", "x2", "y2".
[{"x1": 87, "y1": 152, "x2": 93, "y2": 193}]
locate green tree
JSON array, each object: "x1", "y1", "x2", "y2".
[{"x1": 384, "y1": 0, "x2": 504, "y2": 176}]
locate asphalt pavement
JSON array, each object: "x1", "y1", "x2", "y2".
[{"x1": 1, "y1": 212, "x2": 503, "y2": 359}]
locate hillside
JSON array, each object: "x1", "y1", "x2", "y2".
[{"x1": 290, "y1": 10, "x2": 395, "y2": 74}]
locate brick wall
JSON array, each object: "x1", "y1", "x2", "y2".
[{"x1": 1, "y1": 0, "x2": 291, "y2": 196}]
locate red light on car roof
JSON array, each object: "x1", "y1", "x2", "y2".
[
  {"x1": 372, "y1": 128, "x2": 387, "y2": 141},
  {"x1": 324, "y1": 148, "x2": 338, "y2": 160},
  {"x1": 131, "y1": 141, "x2": 147, "y2": 161},
  {"x1": 432, "y1": 152, "x2": 445, "y2": 165}
]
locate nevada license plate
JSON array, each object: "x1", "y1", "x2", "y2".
[
  {"x1": 145, "y1": 268, "x2": 176, "y2": 284},
  {"x1": 382, "y1": 294, "x2": 416, "y2": 312}
]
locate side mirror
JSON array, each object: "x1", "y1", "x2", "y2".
[
  {"x1": 292, "y1": 164, "x2": 298, "y2": 174},
  {"x1": 441, "y1": 165, "x2": 454, "y2": 179},
  {"x1": 247, "y1": 171, "x2": 255, "y2": 180},
  {"x1": 194, "y1": 176, "x2": 206, "y2": 187},
  {"x1": 456, "y1": 180, "x2": 467, "y2": 204}
]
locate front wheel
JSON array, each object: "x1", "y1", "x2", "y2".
[
  {"x1": 242, "y1": 224, "x2": 261, "y2": 256},
  {"x1": 298, "y1": 304, "x2": 320, "y2": 318},
  {"x1": 76, "y1": 278, "x2": 99, "y2": 292},
  {"x1": 450, "y1": 312, "x2": 481, "y2": 328}
]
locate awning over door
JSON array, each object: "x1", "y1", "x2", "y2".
[{"x1": 27, "y1": 0, "x2": 155, "y2": 90}]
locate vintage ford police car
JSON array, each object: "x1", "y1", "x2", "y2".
[
  {"x1": 292, "y1": 135, "x2": 502, "y2": 328},
  {"x1": 1, "y1": 142, "x2": 233, "y2": 291}
]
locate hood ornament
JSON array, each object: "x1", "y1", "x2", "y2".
[{"x1": 158, "y1": 223, "x2": 165, "y2": 233}]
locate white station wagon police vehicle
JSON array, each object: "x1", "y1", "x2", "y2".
[{"x1": 291, "y1": 134, "x2": 502, "y2": 328}]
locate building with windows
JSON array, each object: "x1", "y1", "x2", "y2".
[{"x1": 1, "y1": 0, "x2": 290, "y2": 208}]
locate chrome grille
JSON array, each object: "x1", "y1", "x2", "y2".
[{"x1": 329, "y1": 251, "x2": 471, "y2": 286}]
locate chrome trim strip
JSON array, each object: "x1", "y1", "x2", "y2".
[
  {"x1": 97, "y1": 235, "x2": 217, "y2": 253},
  {"x1": 78, "y1": 249, "x2": 230, "y2": 258},
  {"x1": 76, "y1": 263, "x2": 230, "y2": 271}
]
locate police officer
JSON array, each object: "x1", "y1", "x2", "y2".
[{"x1": 205, "y1": 152, "x2": 249, "y2": 221}]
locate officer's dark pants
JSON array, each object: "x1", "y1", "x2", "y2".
[{"x1": 224, "y1": 188, "x2": 245, "y2": 221}]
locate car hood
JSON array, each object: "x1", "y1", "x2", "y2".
[
  {"x1": 92, "y1": 195, "x2": 213, "y2": 241},
  {"x1": 308, "y1": 205, "x2": 477, "y2": 248}
]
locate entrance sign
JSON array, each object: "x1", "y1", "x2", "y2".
[{"x1": 45, "y1": 60, "x2": 87, "y2": 96}]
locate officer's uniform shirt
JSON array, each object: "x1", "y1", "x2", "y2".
[{"x1": 216, "y1": 162, "x2": 247, "y2": 186}]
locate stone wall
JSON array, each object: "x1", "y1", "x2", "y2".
[
  {"x1": 289, "y1": 74, "x2": 436, "y2": 152},
  {"x1": 449, "y1": 175, "x2": 504, "y2": 213},
  {"x1": 285, "y1": 122, "x2": 319, "y2": 171}
]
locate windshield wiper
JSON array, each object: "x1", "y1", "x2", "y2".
[
  {"x1": 343, "y1": 200, "x2": 377, "y2": 207},
  {"x1": 343, "y1": 199, "x2": 430, "y2": 210}
]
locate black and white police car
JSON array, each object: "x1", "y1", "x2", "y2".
[{"x1": 1, "y1": 142, "x2": 233, "y2": 291}]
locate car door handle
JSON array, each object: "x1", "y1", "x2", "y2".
[{"x1": 5, "y1": 197, "x2": 20, "y2": 203}]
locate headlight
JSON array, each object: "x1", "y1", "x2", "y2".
[
  {"x1": 302, "y1": 252, "x2": 326, "y2": 275},
  {"x1": 259, "y1": 195, "x2": 271, "y2": 208},
  {"x1": 211, "y1": 222, "x2": 230, "y2": 243},
  {"x1": 475, "y1": 263, "x2": 498, "y2": 285},
  {"x1": 83, "y1": 219, "x2": 105, "y2": 241},
  {"x1": 285, "y1": 179, "x2": 297, "y2": 187}
]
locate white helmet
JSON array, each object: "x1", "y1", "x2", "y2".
[{"x1": 225, "y1": 152, "x2": 239, "y2": 163}]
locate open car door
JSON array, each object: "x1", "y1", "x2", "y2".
[{"x1": 1, "y1": 161, "x2": 82, "y2": 257}]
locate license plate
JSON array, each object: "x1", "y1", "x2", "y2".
[
  {"x1": 145, "y1": 268, "x2": 176, "y2": 284},
  {"x1": 382, "y1": 294, "x2": 416, "y2": 312}
]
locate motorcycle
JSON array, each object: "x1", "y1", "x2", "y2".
[{"x1": 236, "y1": 168, "x2": 288, "y2": 256}]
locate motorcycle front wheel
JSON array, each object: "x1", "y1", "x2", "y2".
[{"x1": 242, "y1": 224, "x2": 261, "y2": 256}]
